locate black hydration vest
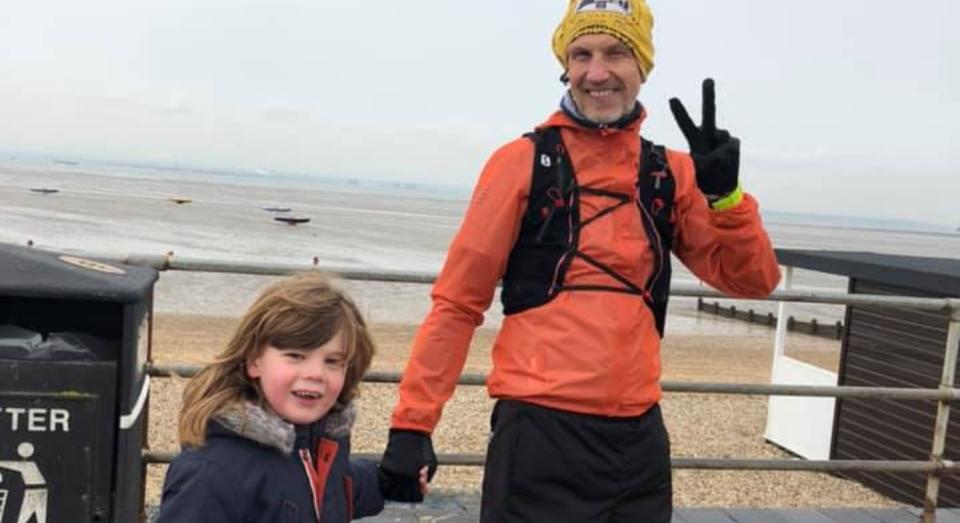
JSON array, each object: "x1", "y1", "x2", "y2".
[{"x1": 500, "y1": 126, "x2": 676, "y2": 337}]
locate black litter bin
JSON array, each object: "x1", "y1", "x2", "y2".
[{"x1": 0, "y1": 243, "x2": 157, "y2": 523}]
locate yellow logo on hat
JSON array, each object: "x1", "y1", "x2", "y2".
[{"x1": 576, "y1": 0, "x2": 631, "y2": 15}]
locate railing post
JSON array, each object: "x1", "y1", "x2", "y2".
[
  {"x1": 921, "y1": 303, "x2": 960, "y2": 523},
  {"x1": 773, "y1": 266, "x2": 794, "y2": 360}
]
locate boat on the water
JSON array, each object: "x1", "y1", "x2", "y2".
[
  {"x1": 263, "y1": 206, "x2": 292, "y2": 213},
  {"x1": 29, "y1": 188, "x2": 59, "y2": 195},
  {"x1": 274, "y1": 216, "x2": 310, "y2": 225}
]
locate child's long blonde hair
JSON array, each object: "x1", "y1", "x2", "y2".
[{"x1": 177, "y1": 271, "x2": 375, "y2": 447}]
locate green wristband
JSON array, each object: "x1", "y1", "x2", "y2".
[{"x1": 708, "y1": 183, "x2": 743, "y2": 211}]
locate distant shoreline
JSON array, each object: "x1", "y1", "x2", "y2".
[
  {"x1": 2, "y1": 157, "x2": 954, "y2": 234},
  {"x1": 764, "y1": 219, "x2": 960, "y2": 239}
]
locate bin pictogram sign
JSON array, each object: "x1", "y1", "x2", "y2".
[{"x1": 0, "y1": 442, "x2": 47, "y2": 523}]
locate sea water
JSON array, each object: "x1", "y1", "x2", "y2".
[{"x1": 3, "y1": 158, "x2": 959, "y2": 334}]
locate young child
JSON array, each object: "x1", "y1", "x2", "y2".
[{"x1": 156, "y1": 271, "x2": 426, "y2": 522}]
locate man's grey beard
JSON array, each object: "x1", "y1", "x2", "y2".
[{"x1": 562, "y1": 90, "x2": 634, "y2": 125}]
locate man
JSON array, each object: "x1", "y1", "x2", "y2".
[{"x1": 378, "y1": 0, "x2": 780, "y2": 521}]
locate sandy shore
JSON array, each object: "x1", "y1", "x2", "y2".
[{"x1": 145, "y1": 313, "x2": 901, "y2": 509}]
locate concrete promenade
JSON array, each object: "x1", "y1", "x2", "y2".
[{"x1": 355, "y1": 493, "x2": 960, "y2": 523}]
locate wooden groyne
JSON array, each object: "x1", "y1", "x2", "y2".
[{"x1": 696, "y1": 298, "x2": 844, "y2": 340}]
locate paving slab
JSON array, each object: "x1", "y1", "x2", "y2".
[
  {"x1": 357, "y1": 492, "x2": 480, "y2": 522},
  {"x1": 819, "y1": 508, "x2": 885, "y2": 523},
  {"x1": 678, "y1": 508, "x2": 738, "y2": 523},
  {"x1": 905, "y1": 508, "x2": 960, "y2": 523},
  {"x1": 723, "y1": 508, "x2": 793, "y2": 523},
  {"x1": 869, "y1": 508, "x2": 927, "y2": 523},
  {"x1": 772, "y1": 508, "x2": 838, "y2": 523}
]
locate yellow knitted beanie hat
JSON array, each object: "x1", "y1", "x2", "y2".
[{"x1": 552, "y1": 0, "x2": 655, "y2": 78}]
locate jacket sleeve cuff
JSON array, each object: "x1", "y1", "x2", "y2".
[{"x1": 707, "y1": 183, "x2": 744, "y2": 211}]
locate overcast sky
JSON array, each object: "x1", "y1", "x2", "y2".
[{"x1": 1, "y1": 1, "x2": 957, "y2": 226}]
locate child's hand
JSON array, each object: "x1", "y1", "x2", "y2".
[{"x1": 419, "y1": 466, "x2": 430, "y2": 495}]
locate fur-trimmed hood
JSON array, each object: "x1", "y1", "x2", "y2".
[
  {"x1": 158, "y1": 398, "x2": 384, "y2": 522},
  {"x1": 212, "y1": 401, "x2": 357, "y2": 455}
]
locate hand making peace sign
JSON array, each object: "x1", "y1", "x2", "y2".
[{"x1": 669, "y1": 78, "x2": 741, "y2": 198}]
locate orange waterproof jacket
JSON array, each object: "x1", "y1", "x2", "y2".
[{"x1": 392, "y1": 110, "x2": 780, "y2": 433}]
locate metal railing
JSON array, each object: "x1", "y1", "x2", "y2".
[{"x1": 109, "y1": 253, "x2": 960, "y2": 523}]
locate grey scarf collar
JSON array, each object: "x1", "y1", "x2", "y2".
[
  {"x1": 561, "y1": 91, "x2": 584, "y2": 119},
  {"x1": 213, "y1": 401, "x2": 357, "y2": 454}
]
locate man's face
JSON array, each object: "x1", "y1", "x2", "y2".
[{"x1": 566, "y1": 33, "x2": 643, "y2": 124}]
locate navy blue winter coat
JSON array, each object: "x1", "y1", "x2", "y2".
[{"x1": 156, "y1": 402, "x2": 384, "y2": 522}]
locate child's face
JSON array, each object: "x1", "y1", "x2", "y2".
[{"x1": 246, "y1": 329, "x2": 348, "y2": 425}]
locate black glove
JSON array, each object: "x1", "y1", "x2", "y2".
[
  {"x1": 378, "y1": 429, "x2": 437, "y2": 502},
  {"x1": 669, "y1": 78, "x2": 740, "y2": 197}
]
